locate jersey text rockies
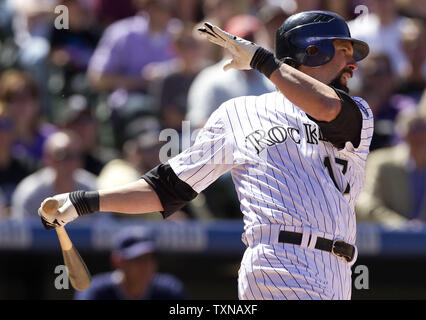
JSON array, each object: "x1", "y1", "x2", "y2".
[{"x1": 246, "y1": 123, "x2": 326, "y2": 154}]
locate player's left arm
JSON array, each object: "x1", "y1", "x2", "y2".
[{"x1": 197, "y1": 22, "x2": 365, "y2": 148}]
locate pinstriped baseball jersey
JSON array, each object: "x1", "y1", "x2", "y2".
[{"x1": 168, "y1": 90, "x2": 373, "y2": 299}]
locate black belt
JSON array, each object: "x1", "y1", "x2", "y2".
[{"x1": 278, "y1": 231, "x2": 355, "y2": 263}]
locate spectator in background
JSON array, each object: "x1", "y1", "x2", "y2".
[
  {"x1": 396, "y1": 19, "x2": 426, "y2": 102},
  {"x1": 87, "y1": 0, "x2": 137, "y2": 29},
  {"x1": 0, "y1": 112, "x2": 33, "y2": 217},
  {"x1": 87, "y1": 0, "x2": 178, "y2": 94},
  {"x1": 157, "y1": 25, "x2": 208, "y2": 135},
  {"x1": 60, "y1": 94, "x2": 108, "y2": 176},
  {"x1": 87, "y1": 0, "x2": 179, "y2": 149},
  {"x1": 98, "y1": 117, "x2": 163, "y2": 191},
  {"x1": 49, "y1": 0, "x2": 101, "y2": 96},
  {"x1": 358, "y1": 53, "x2": 417, "y2": 150},
  {"x1": 186, "y1": 14, "x2": 275, "y2": 129},
  {"x1": 11, "y1": 130, "x2": 97, "y2": 219},
  {"x1": 0, "y1": 69, "x2": 56, "y2": 168},
  {"x1": 348, "y1": 0, "x2": 415, "y2": 77},
  {"x1": 356, "y1": 111, "x2": 426, "y2": 227},
  {"x1": 75, "y1": 226, "x2": 187, "y2": 300},
  {"x1": 7, "y1": 0, "x2": 55, "y2": 114},
  {"x1": 7, "y1": 0, "x2": 53, "y2": 42}
]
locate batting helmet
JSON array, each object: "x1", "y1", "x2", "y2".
[{"x1": 275, "y1": 11, "x2": 369, "y2": 67}]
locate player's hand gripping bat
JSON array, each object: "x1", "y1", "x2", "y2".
[{"x1": 42, "y1": 198, "x2": 91, "y2": 291}]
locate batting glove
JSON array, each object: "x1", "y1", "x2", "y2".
[
  {"x1": 38, "y1": 191, "x2": 99, "y2": 230},
  {"x1": 197, "y1": 22, "x2": 282, "y2": 78}
]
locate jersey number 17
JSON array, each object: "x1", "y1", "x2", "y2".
[{"x1": 323, "y1": 156, "x2": 350, "y2": 194}]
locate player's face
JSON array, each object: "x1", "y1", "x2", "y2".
[
  {"x1": 298, "y1": 40, "x2": 358, "y2": 92},
  {"x1": 327, "y1": 40, "x2": 358, "y2": 93}
]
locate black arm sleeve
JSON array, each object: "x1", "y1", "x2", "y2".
[
  {"x1": 142, "y1": 163, "x2": 198, "y2": 219},
  {"x1": 307, "y1": 87, "x2": 363, "y2": 149}
]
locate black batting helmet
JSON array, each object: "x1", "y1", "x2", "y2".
[{"x1": 275, "y1": 10, "x2": 369, "y2": 67}]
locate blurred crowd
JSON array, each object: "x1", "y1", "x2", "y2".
[{"x1": 0, "y1": 0, "x2": 425, "y2": 227}]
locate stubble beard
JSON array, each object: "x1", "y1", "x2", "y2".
[{"x1": 329, "y1": 68, "x2": 353, "y2": 93}]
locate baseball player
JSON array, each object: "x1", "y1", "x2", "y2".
[{"x1": 38, "y1": 11, "x2": 373, "y2": 300}]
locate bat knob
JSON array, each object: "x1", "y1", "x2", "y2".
[{"x1": 42, "y1": 198, "x2": 59, "y2": 215}]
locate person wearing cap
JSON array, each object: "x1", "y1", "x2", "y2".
[
  {"x1": 356, "y1": 111, "x2": 426, "y2": 226},
  {"x1": 74, "y1": 227, "x2": 186, "y2": 300}
]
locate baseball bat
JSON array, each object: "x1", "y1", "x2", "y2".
[{"x1": 42, "y1": 198, "x2": 91, "y2": 291}]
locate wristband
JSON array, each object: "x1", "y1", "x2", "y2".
[
  {"x1": 69, "y1": 191, "x2": 100, "y2": 216},
  {"x1": 250, "y1": 47, "x2": 282, "y2": 78}
]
